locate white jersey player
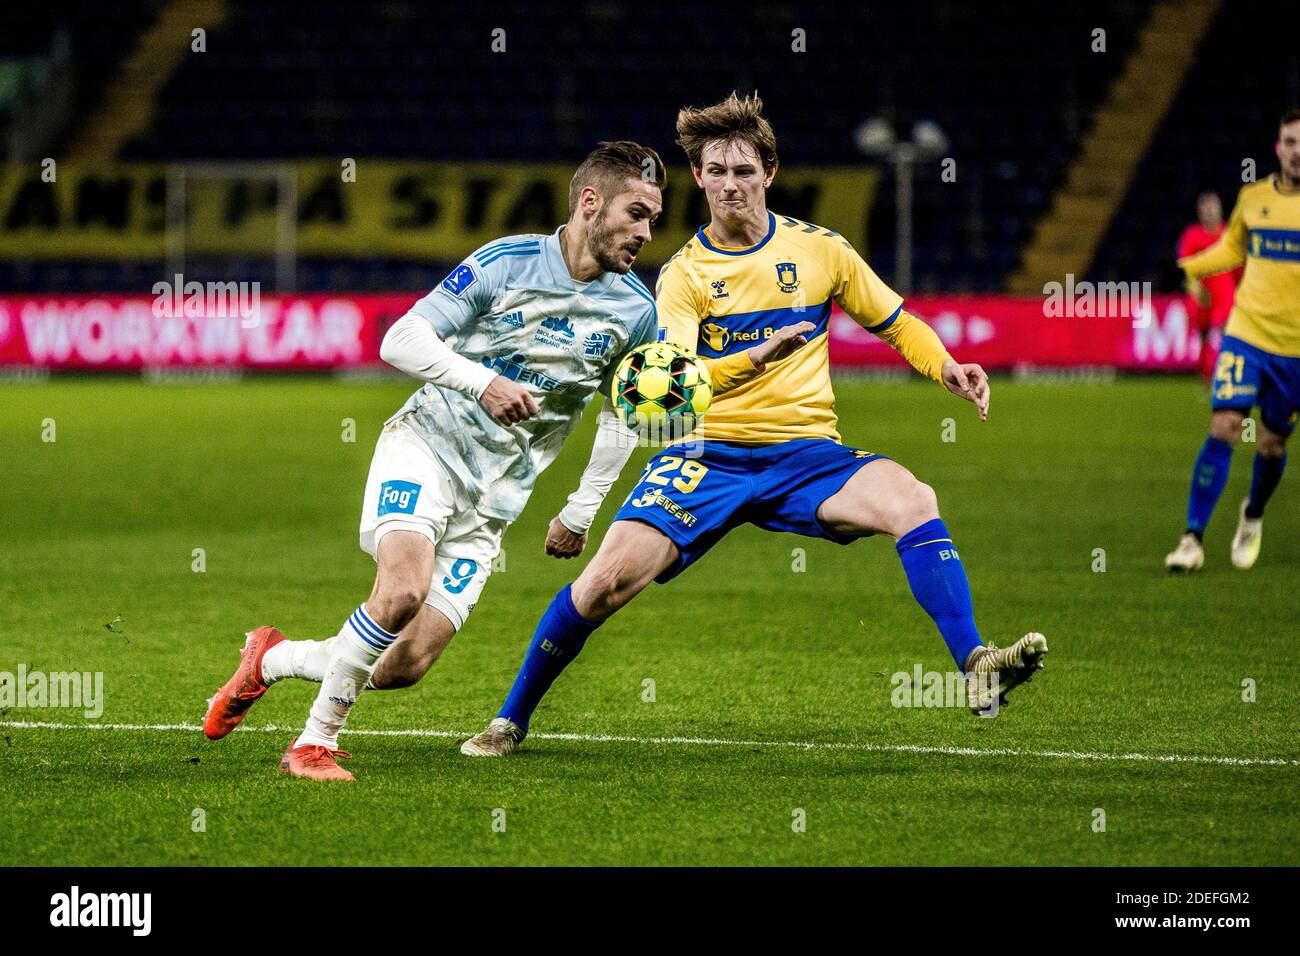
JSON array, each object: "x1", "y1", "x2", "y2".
[{"x1": 202, "y1": 142, "x2": 666, "y2": 780}]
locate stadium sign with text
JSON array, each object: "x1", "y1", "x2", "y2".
[
  {"x1": 0, "y1": 162, "x2": 876, "y2": 267},
  {"x1": 0, "y1": 294, "x2": 1202, "y2": 371},
  {"x1": 0, "y1": 294, "x2": 409, "y2": 369}
]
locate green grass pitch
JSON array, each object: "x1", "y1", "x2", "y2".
[{"x1": 1, "y1": 375, "x2": 1297, "y2": 866}]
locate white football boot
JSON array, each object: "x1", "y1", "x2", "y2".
[
  {"x1": 1164, "y1": 533, "x2": 1205, "y2": 573},
  {"x1": 1230, "y1": 499, "x2": 1263, "y2": 570},
  {"x1": 964, "y1": 633, "x2": 1048, "y2": 717},
  {"x1": 460, "y1": 717, "x2": 526, "y2": 757}
]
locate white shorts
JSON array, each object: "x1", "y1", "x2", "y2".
[{"x1": 359, "y1": 418, "x2": 508, "y2": 631}]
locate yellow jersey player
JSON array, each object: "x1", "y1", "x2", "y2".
[
  {"x1": 461, "y1": 93, "x2": 1048, "y2": 756},
  {"x1": 1165, "y1": 110, "x2": 1300, "y2": 572}
]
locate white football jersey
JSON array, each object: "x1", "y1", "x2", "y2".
[{"x1": 390, "y1": 227, "x2": 657, "y2": 521}]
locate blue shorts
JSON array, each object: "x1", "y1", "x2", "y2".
[
  {"x1": 611, "y1": 438, "x2": 889, "y2": 583},
  {"x1": 1212, "y1": 335, "x2": 1300, "y2": 436}
]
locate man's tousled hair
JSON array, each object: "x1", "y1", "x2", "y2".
[
  {"x1": 568, "y1": 140, "x2": 666, "y2": 215},
  {"x1": 675, "y1": 91, "x2": 778, "y2": 172}
]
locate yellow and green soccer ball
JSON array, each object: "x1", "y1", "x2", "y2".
[{"x1": 610, "y1": 341, "x2": 712, "y2": 434}]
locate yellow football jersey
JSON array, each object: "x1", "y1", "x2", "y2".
[
  {"x1": 655, "y1": 211, "x2": 952, "y2": 444},
  {"x1": 1179, "y1": 174, "x2": 1300, "y2": 357}
]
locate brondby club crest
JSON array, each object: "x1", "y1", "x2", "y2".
[{"x1": 775, "y1": 261, "x2": 800, "y2": 293}]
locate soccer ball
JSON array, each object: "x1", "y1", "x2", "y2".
[{"x1": 610, "y1": 341, "x2": 712, "y2": 434}]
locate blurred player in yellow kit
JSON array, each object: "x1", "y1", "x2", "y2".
[
  {"x1": 1166, "y1": 110, "x2": 1300, "y2": 572},
  {"x1": 462, "y1": 93, "x2": 1048, "y2": 754}
]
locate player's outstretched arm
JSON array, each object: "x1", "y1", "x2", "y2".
[
  {"x1": 869, "y1": 309, "x2": 989, "y2": 421},
  {"x1": 380, "y1": 312, "x2": 539, "y2": 426},
  {"x1": 548, "y1": 401, "x2": 640, "y2": 558},
  {"x1": 679, "y1": 319, "x2": 815, "y2": 397}
]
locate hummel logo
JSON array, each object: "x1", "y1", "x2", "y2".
[{"x1": 710, "y1": 280, "x2": 728, "y2": 299}]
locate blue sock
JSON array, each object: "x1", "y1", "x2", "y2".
[
  {"x1": 1246, "y1": 451, "x2": 1286, "y2": 519},
  {"x1": 895, "y1": 518, "x2": 983, "y2": 670},
  {"x1": 498, "y1": 584, "x2": 602, "y2": 731},
  {"x1": 1186, "y1": 436, "x2": 1234, "y2": 535}
]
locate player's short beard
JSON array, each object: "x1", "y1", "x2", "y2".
[{"x1": 588, "y1": 206, "x2": 632, "y2": 275}]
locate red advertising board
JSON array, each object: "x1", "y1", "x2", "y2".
[
  {"x1": 0, "y1": 294, "x2": 411, "y2": 369},
  {"x1": 0, "y1": 293, "x2": 1204, "y2": 371},
  {"x1": 829, "y1": 294, "x2": 1203, "y2": 372}
]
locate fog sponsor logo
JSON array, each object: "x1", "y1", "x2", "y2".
[
  {"x1": 49, "y1": 886, "x2": 151, "y2": 936},
  {"x1": 0, "y1": 665, "x2": 103, "y2": 718}
]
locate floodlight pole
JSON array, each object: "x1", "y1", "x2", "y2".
[{"x1": 892, "y1": 142, "x2": 917, "y2": 296}]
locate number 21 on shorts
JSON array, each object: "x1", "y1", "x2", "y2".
[{"x1": 1216, "y1": 350, "x2": 1244, "y2": 383}]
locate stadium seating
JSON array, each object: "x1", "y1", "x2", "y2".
[
  {"x1": 1, "y1": 2, "x2": 1179, "y2": 294},
  {"x1": 1091, "y1": 0, "x2": 1300, "y2": 289}
]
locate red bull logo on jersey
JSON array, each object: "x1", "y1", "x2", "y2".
[
  {"x1": 775, "y1": 261, "x2": 800, "y2": 293},
  {"x1": 700, "y1": 319, "x2": 816, "y2": 357},
  {"x1": 698, "y1": 301, "x2": 832, "y2": 357},
  {"x1": 1248, "y1": 228, "x2": 1300, "y2": 262},
  {"x1": 701, "y1": 322, "x2": 730, "y2": 352},
  {"x1": 700, "y1": 322, "x2": 774, "y2": 353}
]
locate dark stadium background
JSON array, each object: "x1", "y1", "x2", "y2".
[
  {"x1": 2, "y1": 1, "x2": 1294, "y2": 299},
  {"x1": 2, "y1": 0, "x2": 1299, "y2": 876}
]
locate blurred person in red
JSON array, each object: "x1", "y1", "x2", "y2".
[{"x1": 1178, "y1": 191, "x2": 1242, "y2": 383}]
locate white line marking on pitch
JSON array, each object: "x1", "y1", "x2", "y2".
[{"x1": 1, "y1": 720, "x2": 1296, "y2": 768}]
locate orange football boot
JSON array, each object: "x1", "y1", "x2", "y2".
[
  {"x1": 203, "y1": 626, "x2": 285, "y2": 740},
  {"x1": 279, "y1": 737, "x2": 356, "y2": 781}
]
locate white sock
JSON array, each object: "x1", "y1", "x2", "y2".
[
  {"x1": 262, "y1": 636, "x2": 384, "y2": 688},
  {"x1": 261, "y1": 637, "x2": 338, "y2": 684},
  {"x1": 297, "y1": 605, "x2": 398, "y2": 749}
]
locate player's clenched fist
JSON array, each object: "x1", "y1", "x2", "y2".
[
  {"x1": 748, "y1": 320, "x2": 816, "y2": 370},
  {"x1": 544, "y1": 516, "x2": 588, "y2": 558},
  {"x1": 481, "y1": 375, "x2": 540, "y2": 426}
]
